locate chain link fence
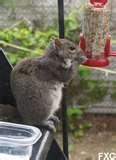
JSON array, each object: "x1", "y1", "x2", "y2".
[{"x1": 0, "y1": 0, "x2": 83, "y2": 28}]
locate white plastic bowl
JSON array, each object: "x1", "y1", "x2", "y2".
[{"x1": 0, "y1": 121, "x2": 42, "y2": 160}]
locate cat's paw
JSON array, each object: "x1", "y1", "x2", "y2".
[
  {"x1": 48, "y1": 115, "x2": 60, "y2": 127},
  {"x1": 35, "y1": 120, "x2": 56, "y2": 132}
]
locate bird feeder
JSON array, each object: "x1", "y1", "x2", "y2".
[{"x1": 80, "y1": 0, "x2": 116, "y2": 67}]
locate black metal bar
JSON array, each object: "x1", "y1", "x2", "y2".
[
  {"x1": 58, "y1": 0, "x2": 69, "y2": 159},
  {"x1": 32, "y1": 130, "x2": 54, "y2": 160},
  {"x1": 0, "y1": 48, "x2": 16, "y2": 106},
  {"x1": 58, "y1": 0, "x2": 65, "y2": 38},
  {"x1": 61, "y1": 87, "x2": 69, "y2": 159},
  {"x1": 46, "y1": 139, "x2": 67, "y2": 160}
]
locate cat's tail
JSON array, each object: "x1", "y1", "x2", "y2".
[{"x1": 0, "y1": 104, "x2": 22, "y2": 123}]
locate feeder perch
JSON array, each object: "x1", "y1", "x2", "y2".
[{"x1": 80, "y1": 0, "x2": 116, "y2": 67}]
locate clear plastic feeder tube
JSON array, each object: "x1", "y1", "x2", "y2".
[
  {"x1": 0, "y1": 121, "x2": 42, "y2": 160},
  {"x1": 82, "y1": 0, "x2": 110, "y2": 57}
]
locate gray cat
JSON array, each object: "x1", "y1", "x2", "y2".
[{"x1": 0, "y1": 38, "x2": 87, "y2": 129}]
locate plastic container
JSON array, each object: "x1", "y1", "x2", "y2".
[{"x1": 0, "y1": 121, "x2": 42, "y2": 160}]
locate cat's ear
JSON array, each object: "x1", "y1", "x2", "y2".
[
  {"x1": 54, "y1": 38, "x2": 62, "y2": 48},
  {"x1": 50, "y1": 37, "x2": 62, "y2": 48}
]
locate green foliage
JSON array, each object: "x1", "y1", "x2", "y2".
[
  {"x1": 67, "y1": 107, "x2": 83, "y2": 119},
  {"x1": 0, "y1": 0, "x2": 16, "y2": 8},
  {"x1": 0, "y1": 26, "x2": 58, "y2": 65},
  {"x1": 69, "y1": 143, "x2": 75, "y2": 152},
  {"x1": 67, "y1": 107, "x2": 92, "y2": 137},
  {"x1": 79, "y1": 66, "x2": 91, "y2": 77},
  {"x1": 77, "y1": 66, "x2": 108, "y2": 105},
  {"x1": 69, "y1": 65, "x2": 108, "y2": 105},
  {"x1": 77, "y1": 80, "x2": 108, "y2": 105},
  {"x1": 74, "y1": 122, "x2": 92, "y2": 137},
  {"x1": 68, "y1": 72, "x2": 108, "y2": 106},
  {"x1": 0, "y1": 9, "x2": 81, "y2": 65},
  {"x1": 111, "y1": 81, "x2": 116, "y2": 101}
]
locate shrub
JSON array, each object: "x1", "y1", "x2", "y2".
[
  {"x1": 0, "y1": 9, "x2": 81, "y2": 65},
  {"x1": 67, "y1": 107, "x2": 92, "y2": 137}
]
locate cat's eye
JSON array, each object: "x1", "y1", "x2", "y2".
[
  {"x1": 69, "y1": 46, "x2": 76, "y2": 52},
  {"x1": 69, "y1": 47, "x2": 75, "y2": 51}
]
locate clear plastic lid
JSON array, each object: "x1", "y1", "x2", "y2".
[{"x1": 0, "y1": 121, "x2": 42, "y2": 146}]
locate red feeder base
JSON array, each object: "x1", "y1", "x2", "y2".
[
  {"x1": 79, "y1": 34, "x2": 116, "y2": 68},
  {"x1": 90, "y1": 0, "x2": 108, "y2": 7},
  {"x1": 82, "y1": 58, "x2": 109, "y2": 67}
]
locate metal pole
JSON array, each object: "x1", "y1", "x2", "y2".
[
  {"x1": 61, "y1": 86, "x2": 69, "y2": 159},
  {"x1": 58, "y1": 0, "x2": 65, "y2": 38},
  {"x1": 58, "y1": 0, "x2": 69, "y2": 159}
]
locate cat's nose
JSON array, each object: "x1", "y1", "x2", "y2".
[
  {"x1": 79, "y1": 55, "x2": 88, "y2": 64},
  {"x1": 74, "y1": 55, "x2": 88, "y2": 64}
]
